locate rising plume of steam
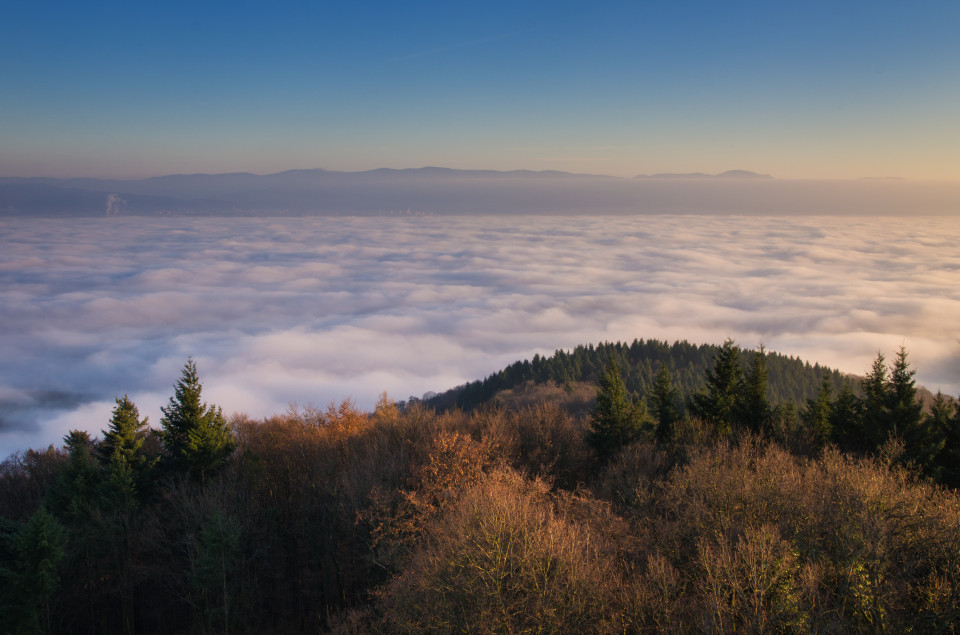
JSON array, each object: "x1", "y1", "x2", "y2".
[{"x1": 105, "y1": 193, "x2": 126, "y2": 216}]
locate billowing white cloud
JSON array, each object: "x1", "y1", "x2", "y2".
[{"x1": 1, "y1": 214, "x2": 958, "y2": 457}]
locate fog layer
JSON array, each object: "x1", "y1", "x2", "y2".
[{"x1": 1, "y1": 215, "x2": 957, "y2": 456}]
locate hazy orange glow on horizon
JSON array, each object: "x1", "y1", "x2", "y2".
[{"x1": 1, "y1": 2, "x2": 958, "y2": 182}]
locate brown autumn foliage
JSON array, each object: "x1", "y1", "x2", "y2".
[
  {"x1": 3, "y1": 390, "x2": 960, "y2": 633},
  {"x1": 331, "y1": 401, "x2": 960, "y2": 634},
  {"x1": 368, "y1": 468, "x2": 628, "y2": 634}
]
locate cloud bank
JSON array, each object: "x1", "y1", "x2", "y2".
[{"x1": 1, "y1": 215, "x2": 958, "y2": 456}]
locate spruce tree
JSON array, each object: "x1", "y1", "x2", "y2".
[
  {"x1": 160, "y1": 359, "x2": 235, "y2": 483},
  {"x1": 829, "y1": 381, "x2": 862, "y2": 449},
  {"x1": 651, "y1": 363, "x2": 679, "y2": 442},
  {"x1": 926, "y1": 391, "x2": 954, "y2": 437},
  {"x1": 99, "y1": 395, "x2": 149, "y2": 469},
  {"x1": 886, "y1": 347, "x2": 924, "y2": 432},
  {"x1": 98, "y1": 395, "x2": 153, "y2": 504},
  {"x1": 52, "y1": 430, "x2": 100, "y2": 516},
  {"x1": 587, "y1": 359, "x2": 649, "y2": 460},
  {"x1": 802, "y1": 375, "x2": 833, "y2": 446},
  {"x1": 692, "y1": 339, "x2": 743, "y2": 436},
  {"x1": 888, "y1": 347, "x2": 940, "y2": 476},
  {"x1": 192, "y1": 511, "x2": 242, "y2": 634},
  {"x1": 1, "y1": 507, "x2": 66, "y2": 635},
  {"x1": 859, "y1": 352, "x2": 889, "y2": 449},
  {"x1": 941, "y1": 395, "x2": 960, "y2": 488},
  {"x1": 926, "y1": 391, "x2": 955, "y2": 484},
  {"x1": 738, "y1": 345, "x2": 771, "y2": 433}
]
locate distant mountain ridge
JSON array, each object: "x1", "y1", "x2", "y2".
[
  {"x1": 635, "y1": 169, "x2": 773, "y2": 179},
  {"x1": 0, "y1": 168, "x2": 622, "y2": 217},
  {"x1": 2, "y1": 167, "x2": 957, "y2": 217}
]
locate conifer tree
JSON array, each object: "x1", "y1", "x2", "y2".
[
  {"x1": 926, "y1": 391, "x2": 955, "y2": 484},
  {"x1": 829, "y1": 381, "x2": 862, "y2": 449},
  {"x1": 587, "y1": 359, "x2": 649, "y2": 460},
  {"x1": 651, "y1": 363, "x2": 679, "y2": 442},
  {"x1": 886, "y1": 347, "x2": 924, "y2": 432},
  {"x1": 941, "y1": 395, "x2": 960, "y2": 488},
  {"x1": 888, "y1": 347, "x2": 941, "y2": 476},
  {"x1": 925, "y1": 391, "x2": 954, "y2": 436},
  {"x1": 0, "y1": 506, "x2": 66, "y2": 634},
  {"x1": 99, "y1": 395, "x2": 149, "y2": 469},
  {"x1": 98, "y1": 396, "x2": 152, "y2": 505},
  {"x1": 859, "y1": 352, "x2": 889, "y2": 449},
  {"x1": 802, "y1": 375, "x2": 833, "y2": 445},
  {"x1": 63, "y1": 429, "x2": 94, "y2": 464},
  {"x1": 160, "y1": 359, "x2": 235, "y2": 483},
  {"x1": 52, "y1": 430, "x2": 100, "y2": 515},
  {"x1": 192, "y1": 511, "x2": 242, "y2": 634},
  {"x1": 738, "y1": 345, "x2": 771, "y2": 433},
  {"x1": 692, "y1": 339, "x2": 743, "y2": 436}
]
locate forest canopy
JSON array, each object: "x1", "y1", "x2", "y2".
[{"x1": 1, "y1": 341, "x2": 959, "y2": 633}]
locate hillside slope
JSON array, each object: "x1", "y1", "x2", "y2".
[{"x1": 428, "y1": 339, "x2": 848, "y2": 411}]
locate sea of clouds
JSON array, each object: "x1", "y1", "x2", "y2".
[{"x1": 1, "y1": 214, "x2": 958, "y2": 457}]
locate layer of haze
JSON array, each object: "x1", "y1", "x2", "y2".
[
  {"x1": 2, "y1": 2, "x2": 959, "y2": 180},
  {"x1": 1, "y1": 215, "x2": 958, "y2": 457}
]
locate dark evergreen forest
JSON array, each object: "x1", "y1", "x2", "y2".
[
  {"x1": 1, "y1": 341, "x2": 959, "y2": 633},
  {"x1": 427, "y1": 338, "x2": 848, "y2": 410}
]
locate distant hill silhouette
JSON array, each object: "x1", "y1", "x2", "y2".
[
  {"x1": 3, "y1": 167, "x2": 957, "y2": 216},
  {"x1": 635, "y1": 170, "x2": 773, "y2": 179},
  {"x1": 424, "y1": 339, "x2": 847, "y2": 411}
]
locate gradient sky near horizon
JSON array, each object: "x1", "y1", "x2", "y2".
[{"x1": 2, "y1": 1, "x2": 958, "y2": 181}]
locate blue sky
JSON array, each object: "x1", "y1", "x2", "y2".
[{"x1": 2, "y1": 1, "x2": 958, "y2": 179}]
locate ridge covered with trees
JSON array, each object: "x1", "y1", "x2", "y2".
[
  {"x1": 1, "y1": 341, "x2": 959, "y2": 633},
  {"x1": 428, "y1": 338, "x2": 847, "y2": 411}
]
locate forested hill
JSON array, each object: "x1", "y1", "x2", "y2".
[
  {"x1": 4, "y1": 349, "x2": 959, "y2": 633},
  {"x1": 428, "y1": 339, "x2": 847, "y2": 411}
]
